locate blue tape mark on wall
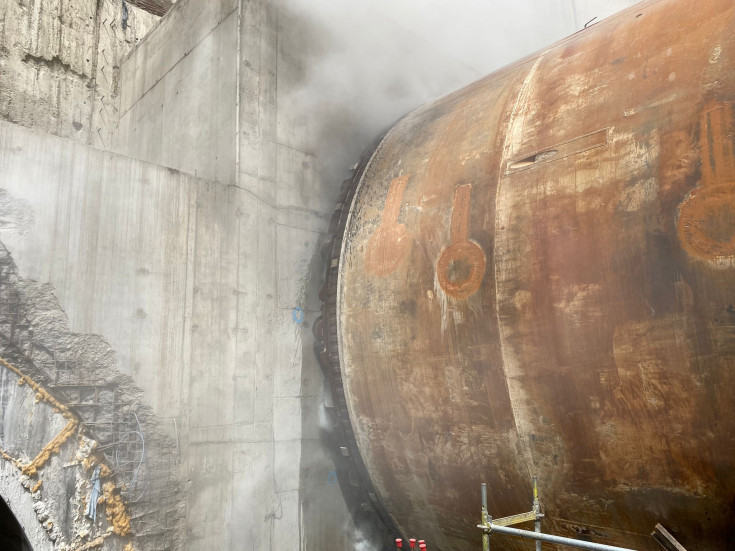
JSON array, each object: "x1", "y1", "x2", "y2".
[
  {"x1": 292, "y1": 307, "x2": 304, "y2": 324},
  {"x1": 327, "y1": 470, "x2": 338, "y2": 485}
]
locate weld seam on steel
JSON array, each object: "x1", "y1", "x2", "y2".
[{"x1": 478, "y1": 524, "x2": 636, "y2": 551}]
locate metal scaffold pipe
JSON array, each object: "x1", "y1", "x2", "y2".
[{"x1": 477, "y1": 523, "x2": 637, "y2": 551}]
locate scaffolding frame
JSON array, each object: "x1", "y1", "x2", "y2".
[{"x1": 478, "y1": 479, "x2": 637, "y2": 551}]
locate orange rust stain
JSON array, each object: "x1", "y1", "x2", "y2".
[
  {"x1": 436, "y1": 184, "x2": 486, "y2": 298},
  {"x1": 366, "y1": 174, "x2": 411, "y2": 276},
  {"x1": 678, "y1": 103, "x2": 735, "y2": 264}
]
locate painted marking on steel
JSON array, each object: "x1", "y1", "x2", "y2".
[
  {"x1": 678, "y1": 103, "x2": 735, "y2": 264},
  {"x1": 366, "y1": 174, "x2": 410, "y2": 277},
  {"x1": 436, "y1": 184, "x2": 486, "y2": 299}
]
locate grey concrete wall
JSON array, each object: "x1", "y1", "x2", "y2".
[
  {"x1": 0, "y1": 115, "x2": 343, "y2": 549},
  {"x1": 114, "y1": 0, "x2": 239, "y2": 184},
  {"x1": 0, "y1": 0, "x2": 159, "y2": 146},
  {"x1": 0, "y1": 121, "x2": 197, "y2": 422},
  {"x1": 235, "y1": 2, "x2": 365, "y2": 547},
  {"x1": 103, "y1": 0, "x2": 496, "y2": 548}
]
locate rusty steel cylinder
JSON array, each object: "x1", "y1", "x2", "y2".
[{"x1": 321, "y1": 0, "x2": 735, "y2": 549}]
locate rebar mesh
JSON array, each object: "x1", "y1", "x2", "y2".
[{"x1": 0, "y1": 255, "x2": 182, "y2": 549}]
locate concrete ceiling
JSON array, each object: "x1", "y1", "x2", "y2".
[{"x1": 127, "y1": 0, "x2": 176, "y2": 17}]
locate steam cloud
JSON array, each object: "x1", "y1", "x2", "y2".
[{"x1": 278, "y1": 0, "x2": 638, "y2": 191}]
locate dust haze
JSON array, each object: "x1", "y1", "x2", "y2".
[{"x1": 279, "y1": 0, "x2": 639, "y2": 189}]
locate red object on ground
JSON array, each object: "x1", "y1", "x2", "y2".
[{"x1": 395, "y1": 538, "x2": 403, "y2": 549}]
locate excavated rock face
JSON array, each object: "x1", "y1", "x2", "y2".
[
  {"x1": 0, "y1": 243, "x2": 183, "y2": 551},
  {"x1": 320, "y1": 0, "x2": 735, "y2": 549},
  {"x1": 0, "y1": 0, "x2": 158, "y2": 148}
]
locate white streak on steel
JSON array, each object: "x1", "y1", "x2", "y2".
[{"x1": 492, "y1": 51, "x2": 548, "y2": 477}]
